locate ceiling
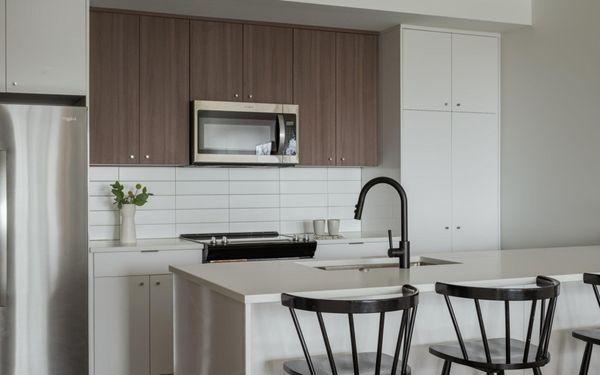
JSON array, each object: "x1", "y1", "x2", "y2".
[{"x1": 90, "y1": 0, "x2": 527, "y2": 32}]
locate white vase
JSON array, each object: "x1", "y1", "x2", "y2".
[{"x1": 120, "y1": 204, "x2": 137, "y2": 244}]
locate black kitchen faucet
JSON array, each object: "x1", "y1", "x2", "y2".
[{"x1": 354, "y1": 177, "x2": 411, "y2": 269}]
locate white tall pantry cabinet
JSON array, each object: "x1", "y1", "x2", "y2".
[{"x1": 401, "y1": 26, "x2": 500, "y2": 252}]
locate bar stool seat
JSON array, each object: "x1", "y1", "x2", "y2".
[
  {"x1": 284, "y1": 352, "x2": 411, "y2": 375},
  {"x1": 430, "y1": 338, "x2": 548, "y2": 371},
  {"x1": 573, "y1": 328, "x2": 600, "y2": 345}
]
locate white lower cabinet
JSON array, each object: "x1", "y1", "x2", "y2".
[
  {"x1": 91, "y1": 249, "x2": 202, "y2": 375},
  {"x1": 94, "y1": 276, "x2": 150, "y2": 375}
]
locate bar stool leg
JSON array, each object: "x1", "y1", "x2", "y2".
[
  {"x1": 441, "y1": 360, "x2": 451, "y2": 375},
  {"x1": 532, "y1": 367, "x2": 542, "y2": 375},
  {"x1": 579, "y1": 343, "x2": 593, "y2": 375}
]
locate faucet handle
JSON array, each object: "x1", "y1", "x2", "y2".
[{"x1": 388, "y1": 229, "x2": 393, "y2": 249}]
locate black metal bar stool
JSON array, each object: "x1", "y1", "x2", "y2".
[
  {"x1": 429, "y1": 276, "x2": 560, "y2": 374},
  {"x1": 281, "y1": 285, "x2": 419, "y2": 375},
  {"x1": 572, "y1": 273, "x2": 600, "y2": 375}
]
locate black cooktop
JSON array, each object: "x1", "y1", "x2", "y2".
[{"x1": 179, "y1": 231, "x2": 317, "y2": 263}]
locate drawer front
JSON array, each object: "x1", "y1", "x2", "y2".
[
  {"x1": 315, "y1": 242, "x2": 389, "y2": 260},
  {"x1": 94, "y1": 250, "x2": 203, "y2": 277}
]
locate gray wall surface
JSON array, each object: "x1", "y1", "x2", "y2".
[{"x1": 501, "y1": 0, "x2": 600, "y2": 248}]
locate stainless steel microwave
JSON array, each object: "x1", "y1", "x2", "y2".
[{"x1": 192, "y1": 100, "x2": 299, "y2": 165}]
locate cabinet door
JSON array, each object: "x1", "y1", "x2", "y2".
[
  {"x1": 190, "y1": 21, "x2": 243, "y2": 101},
  {"x1": 94, "y1": 276, "x2": 150, "y2": 375},
  {"x1": 140, "y1": 16, "x2": 190, "y2": 165},
  {"x1": 402, "y1": 29, "x2": 451, "y2": 111},
  {"x1": 401, "y1": 110, "x2": 453, "y2": 252},
  {"x1": 0, "y1": 0, "x2": 5, "y2": 92},
  {"x1": 150, "y1": 275, "x2": 174, "y2": 375},
  {"x1": 452, "y1": 34, "x2": 499, "y2": 113},
  {"x1": 243, "y1": 24, "x2": 293, "y2": 103},
  {"x1": 293, "y1": 29, "x2": 336, "y2": 166},
  {"x1": 90, "y1": 11, "x2": 140, "y2": 164},
  {"x1": 335, "y1": 33, "x2": 378, "y2": 166},
  {"x1": 6, "y1": 0, "x2": 86, "y2": 95},
  {"x1": 452, "y1": 113, "x2": 499, "y2": 251}
]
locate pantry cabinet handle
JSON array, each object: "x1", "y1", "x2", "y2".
[{"x1": 139, "y1": 282, "x2": 144, "y2": 286}]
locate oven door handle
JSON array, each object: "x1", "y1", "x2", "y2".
[{"x1": 276, "y1": 114, "x2": 286, "y2": 155}]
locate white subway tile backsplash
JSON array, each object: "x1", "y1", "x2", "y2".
[
  {"x1": 230, "y1": 208, "x2": 279, "y2": 222},
  {"x1": 328, "y1": 193, "x2": 358, "y2": 207},
  {"x1": 176, "y1": 209, "x2": 229, "y2": 224},
  {"x1": 230, "y1": 181, "x2": 279, "y2": 195},
  {"x1": 230, "y1": 221, "x2": 280, "y2": 232},
  {"x1": 327, "y1": 180, "x2": 362, "y2": 194},
  {"x1": 230, "y1": 168, "x2": 279, "y2": 180},
  {"x1": 89, "y1": 166, "x2": 362, "y2": 240},
  {"x1": 176, "y1": 223, "x2": 229, "y2": 236},
  {"x1": 327, "y1": 168, "x2": 362, "y2": 181},
  {"x1": 176, "y1": 195, "x2": 229, "y2": 209},
  {"x1": 280, "y1": 167, "x2": 327, "y2": 180},
  {"x1": 281, "y1": 207, "x2": 328, "y2": 221},
  {"x1": 280, "y1": 194, "x2": 327, "y2": 208},
  {"x1": 89, "y1": 166, "x2": 119, "y2": 181},
  {"x1": 175, "y1": 167, "x2": 229, "y2": 181},
  {"x1": 176, "y1": 181, "x2": 229, "y2": 195},
  {"x1": 119, "y1": 167, "x2": 175, "y2": 181},
  {"x1": 280, "y1": 180, "x2": 327, "y2": 194},
  {"x1": 229, "y1": 195, "x2": 279, "y2": 208}
]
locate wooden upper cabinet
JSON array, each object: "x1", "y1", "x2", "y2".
[
  {"x1": 190, "y1": 21, "x2": 243, "y2": 101},
  {"x1": 243, "y1": 24, "x2": 293, "y2": 103},
  {"x1": 90, "y1": 11, "x2": 140, "y2": 165},
  {"x1": 139, "y1": 16, "x2": 190, "y2": 165},
  {"x1": 335, "y1": 33, "x2": 378, "y2": 166},
  {"x1": 293, "y1": 29, "x2": 336, "y2": 166}
]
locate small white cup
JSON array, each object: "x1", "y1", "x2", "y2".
[
  {"x1": 313, "y1": 219, "x2": 326, "y2": 235},
  {"x1": 327, "y1": 219, "x2": 340, "y2": 236}
]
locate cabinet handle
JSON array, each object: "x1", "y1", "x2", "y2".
[
  {"x1": 444, "y1": 102, "x2": 448, "y2": 106},
  {"x1": 248, "y1": 94, "x2": 253, "y2": 99},
  {"x1": 444, "y1": 226, "x2": 450, "y2": 230},
  {"x1": 155, "y1": 281, "x2": 161, "y2": 286},
  {"x1": 456, "y1": 103, "x2": 461, "y2": 107},
  {"x1": 145, "y1": 155, "x2": 150, "y2": 159},
  {"x1": 139, "y1": 282, "x2": 145, "y2": 286},
  {"x1": 328, "y1": 157, "x2": 333, "y2": 161},
  {"x1": 341, "y1": 157, "x2": 346, "y2": 162},
  {"x1": 456, "y1": 226, "x2": 462, "y2": 230},
  {"x1": 234, "y1": 93, "x2": 239, "y2": 99},
  {"x1": 11, "y1": 82, "x2": 17, "y2": 86},
  {"x1": 129, "y1": 155, "x2": 135, "y2": 159}
]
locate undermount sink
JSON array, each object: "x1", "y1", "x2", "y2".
[{"x1": 311, "y1": 257, "x2": 460, "y2": 272}]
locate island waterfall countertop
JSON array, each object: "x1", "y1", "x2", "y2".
[{"x1": 169, "y1": 245, "x2": 600, "y2": 303}]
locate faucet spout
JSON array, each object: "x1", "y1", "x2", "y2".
[{"x1": 354, "y1": 177, "x2": 410, "y2": 269}]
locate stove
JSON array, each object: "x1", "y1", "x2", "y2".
[{"x1": 180, "y1": 231, "x2": 317, "y2": 263}]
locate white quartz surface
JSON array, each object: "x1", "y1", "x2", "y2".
[
  {"x1": 170, "y1": 245, "x2": 600, "y2": 304},
  {"x1": 89, "y1": 238, "x2": 204, "y2": 253}
]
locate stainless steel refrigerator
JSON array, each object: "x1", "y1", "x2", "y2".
[{"x1": 0, "y1": 104, "x2": 88, "y2": 375}]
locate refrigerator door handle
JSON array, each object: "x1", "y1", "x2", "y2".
[{"x1": 0, "y1": 150, "x2": 6, "y2": 307}]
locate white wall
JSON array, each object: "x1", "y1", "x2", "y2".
[
  {"x1": 89, "y1": 166, "x2": 362, "y2": 240},
  {"x1": 501, "y1": 0, "x2": 600, "y2": 248}
]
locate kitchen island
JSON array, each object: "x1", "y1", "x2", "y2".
[{"x1": 170, "y1": 246, "x2": 600, "y2": 374}]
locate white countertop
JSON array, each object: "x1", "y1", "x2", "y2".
[
  {"x1": 89, "y1": 238, "x2": 204, "y2": 253},
  {"x1": 169, "y1": 245, "x2": 600, "y2": 304}
]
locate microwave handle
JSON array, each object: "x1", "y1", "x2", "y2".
[{"x1": 277, "y1": 114, "x2": 286, "y2": 155}]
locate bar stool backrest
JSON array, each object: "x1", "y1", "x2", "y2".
[
  {"x1": 583, "y1": 273, "x2": 600, "y2": 309},
  {"x1": 281, "y1": 285, "x2": 419, "y2": 375},
  {"x1": 435, "y1": 276, "x2": 560, "y2": 365}
]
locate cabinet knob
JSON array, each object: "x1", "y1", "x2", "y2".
[
  {"x1": 456, "y1": 226, "x2": 462, "y2": 230},
  {"x1": 444, "y1": 102, "x2": 448, "y2": 106},
  {"x1": 12, "y1": 82, "x2": 17, "y2": 86},
  {"x1": 341, "y1": 157, "x2": 346, "y2": 161},
  {"x1": 248, "y1": 94, "x2": 253, "y2": 99},
  {"x1": 155, "y1": 281, "x2": 161, "y2": 286},
  {"x1": 456, "y1": 103, "x2": 461, "y2": 107},
  {"x1": 328, "y1": 157, "x2": 333, "y2": 161},
  {"x1": 145, "y1": 155, "x2": 150, "y2": 159},
  {"x1": 129, "y1": 155, "x2": 135, "y2": 159},
  {"x1": 139, "y1": 282, "x2": 145, "y2": 286},
  {"x1": 444, "y1": 226, "x2": 450, "y2": 230},
  {"x1": 234, "y1": 93, "x2": 239, "y2": 99}
]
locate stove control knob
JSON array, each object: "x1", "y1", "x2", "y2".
[
  {"x1": 303, "y1": 234, "x2": 310, "y2": 242},
  {"x1": 221, "y1": 236, "x2": 228, "y2": 245},
  {"x1": 292, "y1": 234, "x2": 299, "y2": 242},
  {"x1": 210, "y1": 236, "x2": 217, "y2": 245}
]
